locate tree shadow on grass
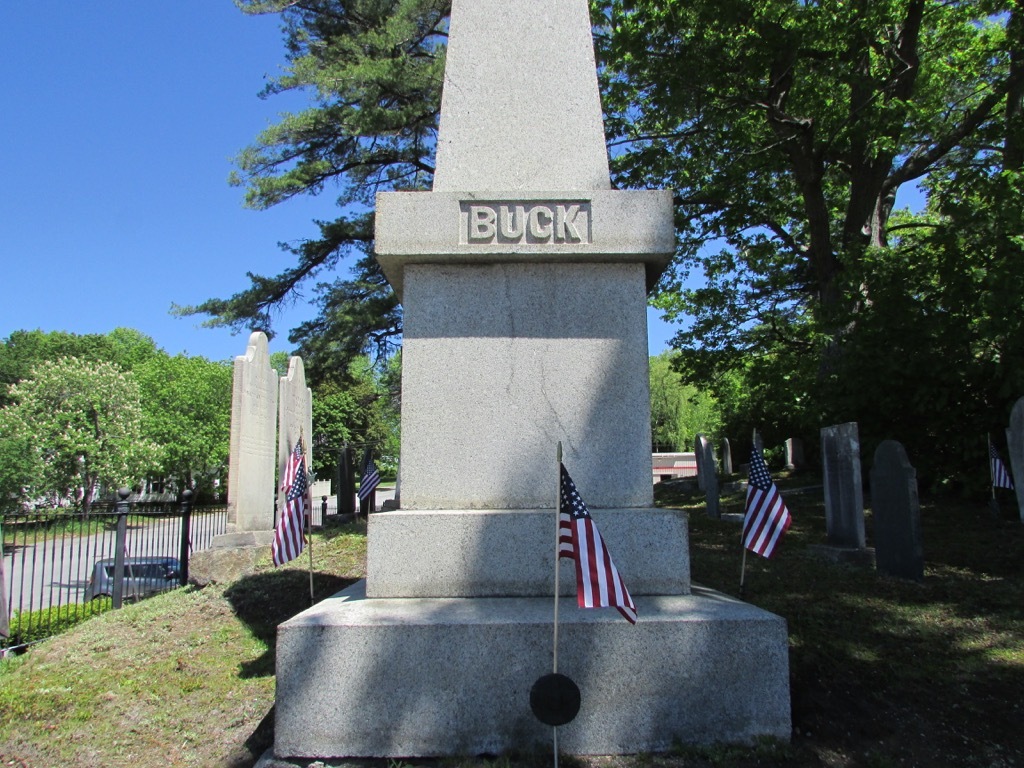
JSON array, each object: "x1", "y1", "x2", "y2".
[{"x1": 224, "y1": 569, "x2": 359, "y2": 678}]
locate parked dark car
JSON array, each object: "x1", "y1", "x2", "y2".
[{"x1": 84, "y1": 556, "x2": 181, "y2": 601}]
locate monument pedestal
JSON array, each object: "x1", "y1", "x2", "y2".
[
  {"x1": 367, "y1": 508, "x2": 690, "y2": 598},
  {"x1": 274, "y1": 582, "x2": 790, "y2": 758},
  {"x1": 269, "y1": 0, "x2": 791, "y2": 757}
]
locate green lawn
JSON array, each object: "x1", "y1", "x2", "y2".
[{"x1": 1, "y1": 486, "x2": 1022, "y2": 767}]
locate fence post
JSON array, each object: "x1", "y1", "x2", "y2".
[
  {"x1": 111, "y1": 487, "x2": 131, "y2": 610},
  {"x1": 178, "y1": 489, "x2": 193, "y2": 587}
]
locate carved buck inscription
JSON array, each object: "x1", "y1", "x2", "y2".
[{"x1": 460, "y1": 201, "x2": 592, "y2": 245}]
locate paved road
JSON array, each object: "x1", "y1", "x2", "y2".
[
  {"x1": 2, "y1": 509, "x2": 233, "y2": 617},
  {"x1": 1, "y1": 495, "x2": 383, "y2": 618},
  {"x1": 3, "y1": 515, "x2": 186, "y2": 614}
]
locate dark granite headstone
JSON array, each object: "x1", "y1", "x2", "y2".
[
  {"x1": 820, "y1": 422, "x2": 866, "y2": 548},
  {"x1": 1006, "y1": 397, "x2": 1024, "y2": 523},
  {"x1": 721, "y1": 437, "x2": 733, "y2": 476},
  {"x1": 696, "y1": 434, "x2": 720, "y2": 519},
  {"x1": 870, "y1": 440, "x2": 924, "y2": 581}
]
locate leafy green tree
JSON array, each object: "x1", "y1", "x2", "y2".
[
  {"x1": 0, "y1": 328, "x2": 161, "y2": 408},
  {"x1": 134, "y1": 354, "x2": 232, "y2": 497},
  {"x1": 601, "y1": 1, "x2": 1020, "y2": 349},
  {"x1": 598, "y1": 1, "x2": 1022, "y2": 488},
  {"x1": 0, "y1": 408, "x2": 37, "y2": 513},
  {"x1": 649, "y1": 352, "x2": 720, "y2": 452},
  {"x1": 2, "y1": 358, "x2": 160, "y2": 511},
  {"x1": 310, "y1": 354, "x2": 401, "y2": 479}
]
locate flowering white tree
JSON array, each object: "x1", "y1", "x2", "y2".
[{"x1": 2, "y1": 357, "x2": 159, "y2": 511}]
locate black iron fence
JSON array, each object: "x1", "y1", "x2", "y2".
[{"x1": 1, "y1": 492, "x2": 227, "y2": 650}]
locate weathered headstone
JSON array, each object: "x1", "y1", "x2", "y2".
[
  {"x1": 784, "y1": 438, "x2": 804, "y2": 470},
  {"x1": 820, "y1": 422, "x2": 866, "y2": 549},
  {"x1": 870, "y1": 440, "x2": 924, "y2": 581},
  {"x1": 696, "y1": 434, "x2": 720, "y2": 519},
  {"x1": 225, "y1": 332, "x2": 278, "y2": 534},
  {"x1": 694, "y1": 436, "x2": 707, "y2": 491},
  {"x1": 721, "y1": 437, "x2": 733, "y2": 476},
  {"x1": 278, "y1": 356, "x2": 314, "y2": 492},
  {"x1": 273, "y1": 0, "x2": 790, "y2": 758},
  {"x1": 753, "y1": 428, "x2": 764, "y2": 456},
  {"x1": 1006, "y1": 397, "x2": 1024, "y2": 523}
]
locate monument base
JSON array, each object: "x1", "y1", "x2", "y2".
[
  {"x1": 273, "y1": 581, "x2": 791, "y2": 758},
  {"x1": 188, "y1": 531, "x2": 277, "y2": 586},
  {"x1": 213, "y1": 529, "x2": 276, "y2": 548},
  {"x1": 368, "y1": 507, "x2": 690, "y2": 598},
  {"x1": 808, "y1": 544, "x2": 876, "y2": 568}
]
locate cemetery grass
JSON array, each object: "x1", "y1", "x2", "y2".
[{"x1": 0, "y1": 492, "x2": 1020, "y2": 767}]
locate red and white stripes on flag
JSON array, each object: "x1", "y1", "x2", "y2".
[
  {"x1": 558, "y1": 464, "x2": 637, "y2": 624},
  {"x1": 989, "y1": 439, "x2": 1015, "y2": 490},
  {"x1": 272, "y1": 439, "x2": 309, "y2": 567},
  {"x1": 743, "y1": 448, "x2": 792, "y2": 559}
]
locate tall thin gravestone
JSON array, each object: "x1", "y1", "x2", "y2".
[
  {"x1": 721, "y1": 437, "x2": 733, "y2": 476},
  {"x1": 694, "y1": 435, "x2": 707, "y2": 491},
  {"x1": 1006, "y1": 397, "x2": 1024, "y2": 523},
  {"x1": 784, "y1": 438, "x2": 804, "y2": 470},
  {"x1": 821, "y1": 422, "x2": 866, "y2": 549},
  {"x1": 278, "y1": 356, "x2": 314, "y2": 493},
  {"x1": 870, "y1": 440, "x2": 924, "y2": 581},
  {"x1": 226, "y1": 332, "x2": 278, "y2": 535},
  {"x1": 697, "y1": 434, "x2": 720, "y2": 519},
  {"x1": 272, "y1": 0, "x2": 790, "y2": 758}
]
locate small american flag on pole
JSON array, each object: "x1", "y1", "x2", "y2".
[
  {"x1": 272, "y1": 440, "x2": 309, "y2": 567},
  {"x1": 990, "y1": 439, "x2": 1015, "y2": 490},
  {"x1": 742, "y1": 448, "x2": 792, "y2": 558},
  {"x1": 358, "y1": 453, "x2": 381, "y2": 501},
  {"x1": 558, "y1": 464, "x2": 637, "y2": 624}
]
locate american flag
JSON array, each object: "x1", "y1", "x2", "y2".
[
  {"x1": 990, "y1": 439, "x2": 1015, "y2": 490},
  {"x1": 358, "y1": 453, "x2": 381, "y2": 501},
  {"x1": 742, "y1": 448, "x2": 792, "y2": 558},
  {"x1": 558, "y1": 464, "x2": 637, "y2": 624},
  {"x1": 272, "y1": 440, "x2": 309, "y2": 567}
]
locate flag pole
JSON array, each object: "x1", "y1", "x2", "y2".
[
  {"x1": 988, "y1": 433, "x2": 997, "y2": 498},
  {"x1": 302, "y1": 432, "x2": 314, "y2": 607},
  {"x1": 739, "y1": 540, "x2": 748, "y2": 599},
  {"x1": 553, "y1": 441, "x2": 563, "y2": 768},
  {"x1": 987, "y1": 433, "x2": 1001, "y2": 518},
  {"x1": 553, "y1": 441, "x2": 562, "y2": 673}
]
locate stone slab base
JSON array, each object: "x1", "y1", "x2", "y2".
[
  {"x1": 188, "y1": 545, "x2": 266, "y2": 587},
  {"x1": 274, "y1": 582, "x2": 790, "y2": 758},
  {"x1": 368, "y1": 508, "x2": 690, "y2": 598},
  {"x1": 808, "y1": 544, "x2": 876, "y2": 567},
  {"x1": 213, "y1": 530, "x2": 276, "y2": 548}
]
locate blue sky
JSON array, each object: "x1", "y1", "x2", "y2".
[{"x1": 0, "y1": 2, "x2": 678, "y2": 363}]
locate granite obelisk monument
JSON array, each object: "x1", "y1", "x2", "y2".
[{"x1": 272, "y1": 0, "x2": 790, "y2": 758}]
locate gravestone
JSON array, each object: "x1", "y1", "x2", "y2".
[
  {"x1": 820, "y1": 422, "x2": 866, "y2": 549},
  {"x1": 870, "y1": 440, "x2": 924, "y2": 581},
  {"x1": 753, "y1": 428, "x2": 764, "y2": 456},
  {"x1": 272, "y1": 0, "x2": 790, "y2": 758},
  {"x1": 1006, "y1": 397, "x2": 1024, "y2": 523},
  {"x1": 696, "y1": 434, "x2": 720, "y2": 519},
  {"x1": 784, "y1": 438, "x2": 804, "y2": 470},
  {"x1": 225, "y1": 332, "x2": 278, "y2": 535},
  {"x1": 721, "y1": 437, "x2": 734, "y2": 476},
  {"x1": 694, "y1": 436, "x2": 707, "y2": 491},
  {"x1": 278, "y1": 356, "x2": 314, "y2": 489}
]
